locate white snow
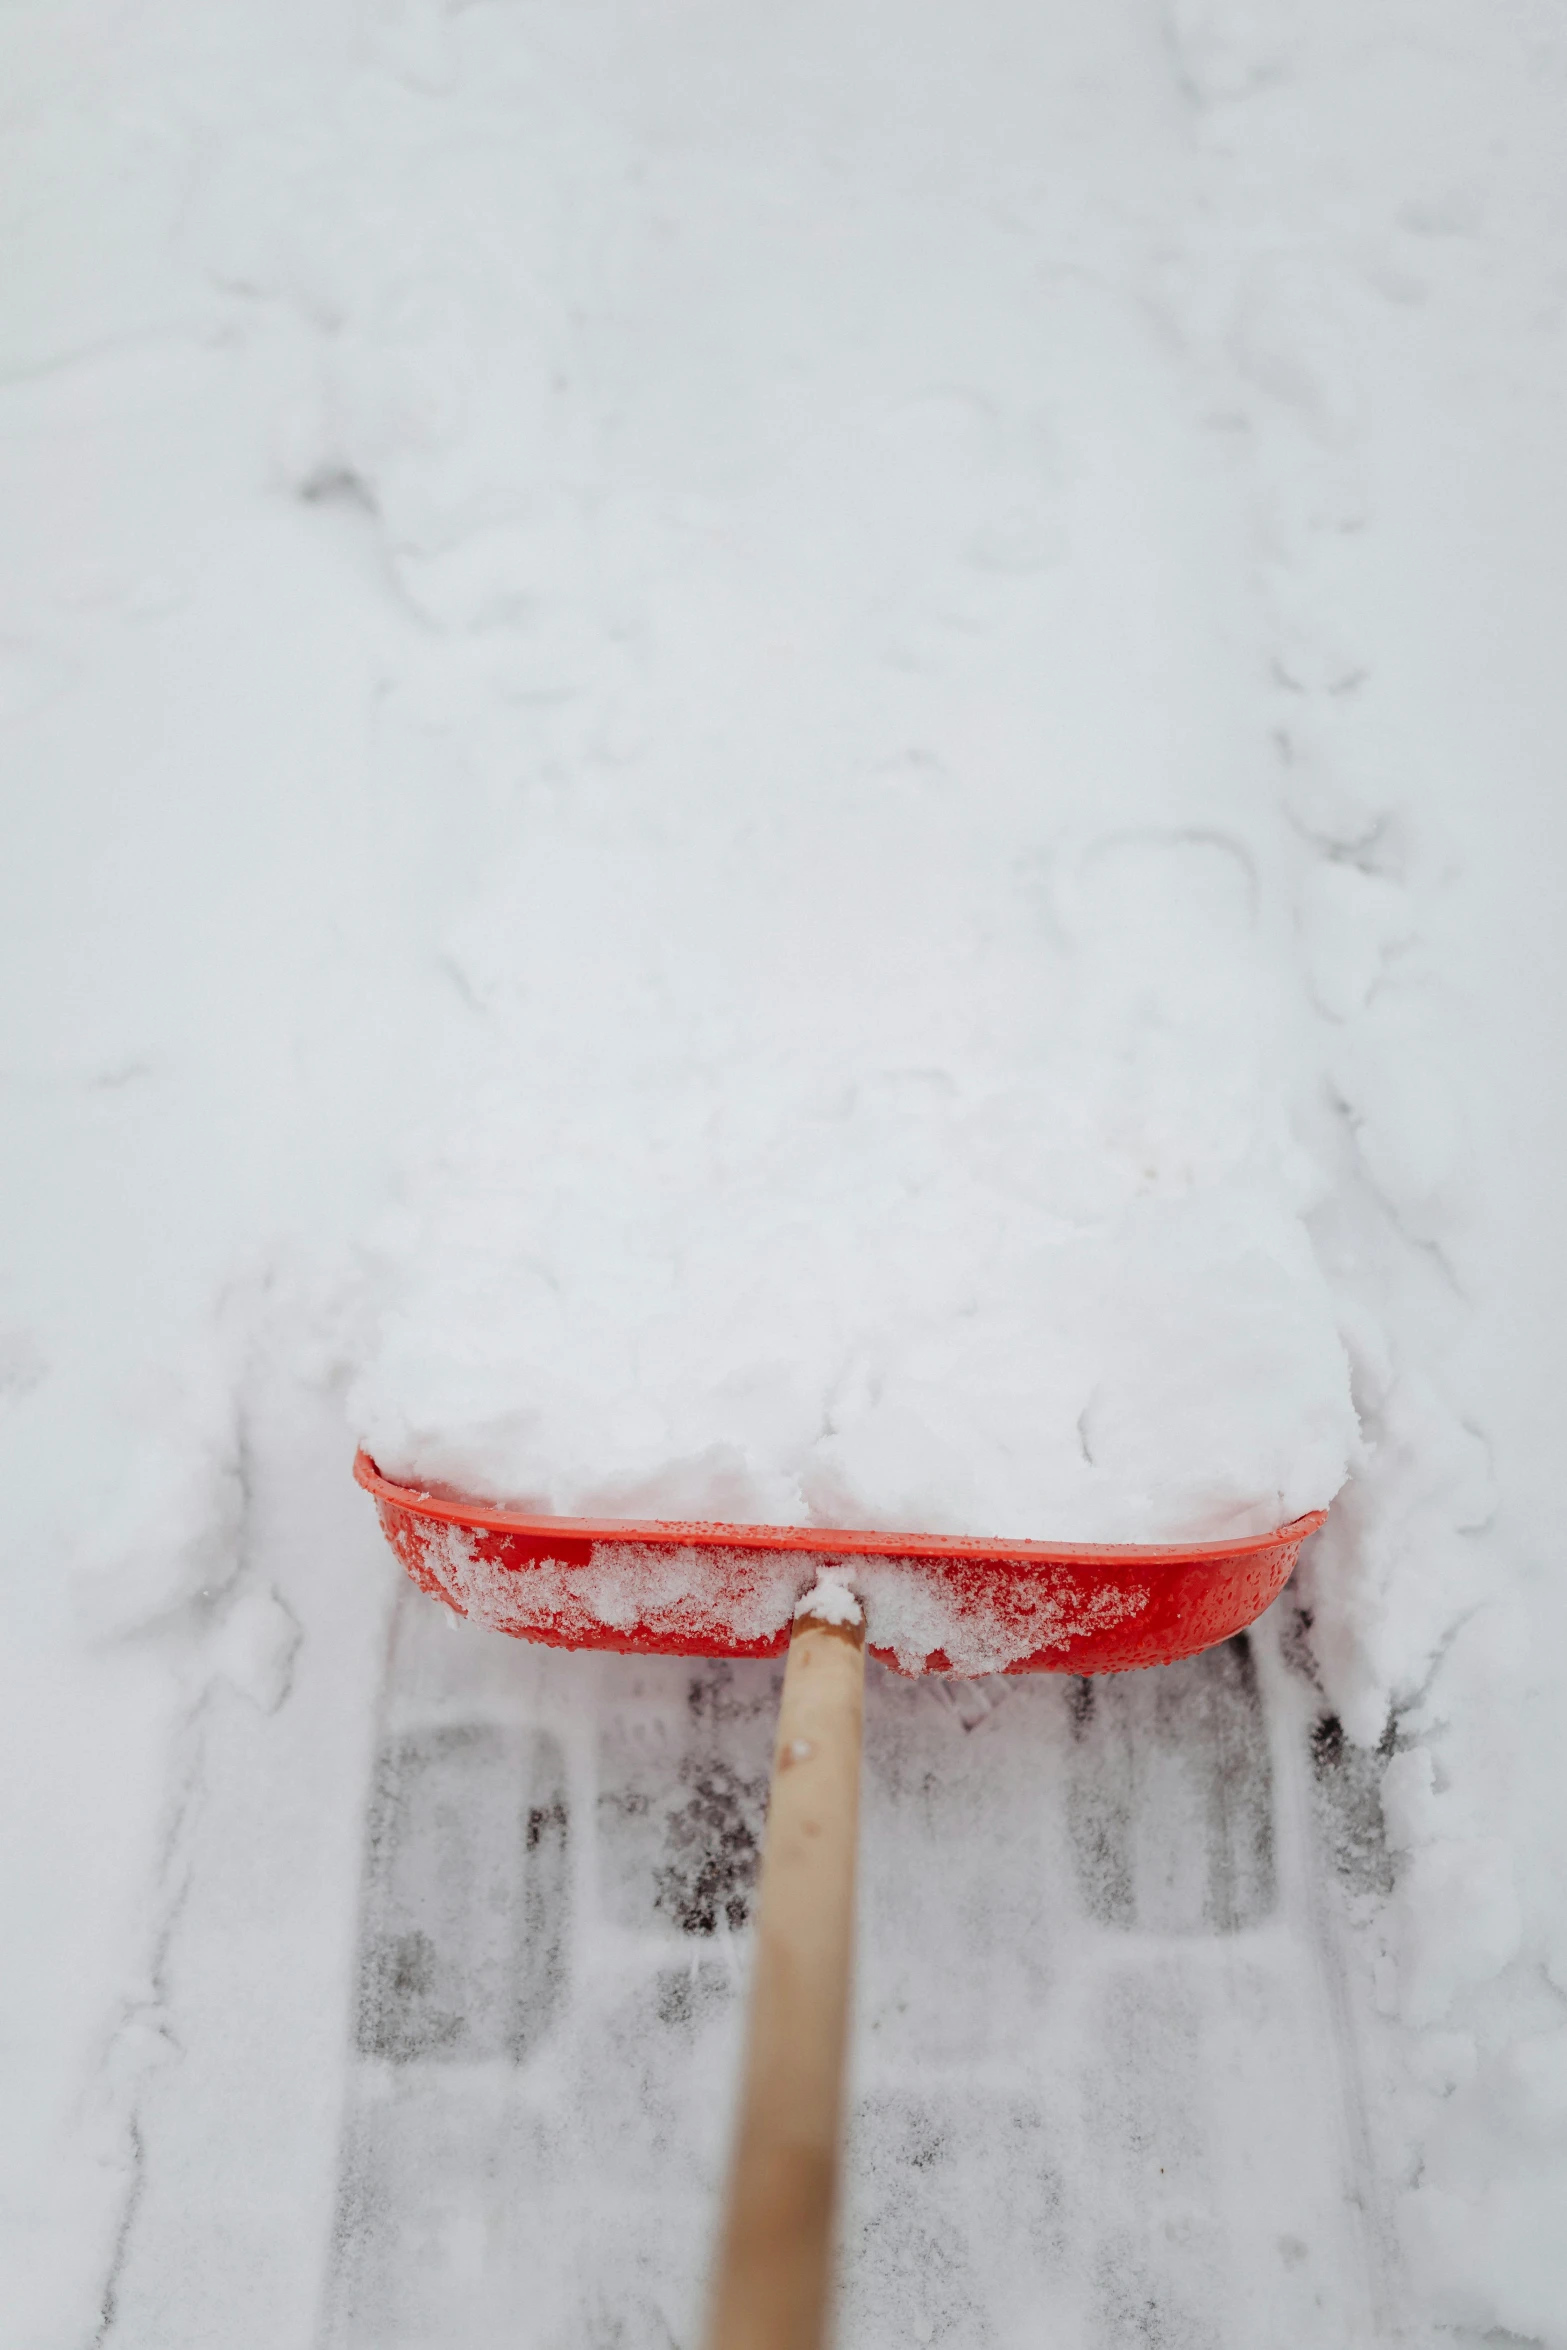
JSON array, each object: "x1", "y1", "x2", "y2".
[
  {"x1": 794, "y1": 1570, "x2": 863, "y2": 1630},
  {"x1": 351, "y1": 1069, "x2": 1356, "y2": 1544},
  {"x1": 4, "y1": 1, "x2": 1567, "y2": 2345}
]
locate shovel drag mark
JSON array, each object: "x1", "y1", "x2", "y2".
[
  {"x1": 353, "y1": 1723, "x2": 570, "y2": 2065},
  {"x1": 324, "y1": 1609, "x2": 771, "y2": 2349},
  {"x1": 1307, "y1": 1711, "x2": 1395, "y2": 1902},
  {"x1": 1065, "y1": 1634, "x2": 1276, "y2": 1935},
  {"x1": 324, "y1": 1592, "x2": 583, "y2": 2350},
  {"x1": 322, "y1": 1600, "x2": 1377, "y2": 2349}
]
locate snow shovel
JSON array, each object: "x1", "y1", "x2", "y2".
[{"x1": 354, "y1": 1449, "x2": 1322, "y2": 2350}]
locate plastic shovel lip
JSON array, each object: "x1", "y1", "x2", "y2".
[
  {"x1": 353, "y1": 1451, "x2": 1328, "y2": 1672},
  {"x1": 352, "y1": 1451, "x2": 1324, "y2": 1564}
]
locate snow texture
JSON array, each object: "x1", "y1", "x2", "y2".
[
  {"x1": 3, "y1": 0, "x2": 1566, "y2": 2345},
  {"x1": 352, "y1": 1076, "x2": 1356, "y2": 1545},
  {"x1": 418, "y1": 1515, "x2": 1151, "y2": 1677},
  {"x1": 794, "y1": 1569, "x2": 863, "y2": 1630}
]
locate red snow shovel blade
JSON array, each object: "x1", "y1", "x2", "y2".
[{"x1": 354, "y1": 1452, "x2": 1323, "y2": 1676}]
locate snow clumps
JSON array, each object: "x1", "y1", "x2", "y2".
[{"x1": 352, "y1": 1068, "x2": 1355, "y2": 1546}]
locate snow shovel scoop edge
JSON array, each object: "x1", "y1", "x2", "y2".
[{"x1": 353, "y1": 1450, "x2": 1324, "y2": 1677}]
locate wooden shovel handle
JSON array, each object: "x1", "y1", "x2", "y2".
[{"x1": 704, "y1": 1608, "x2": 868, "y2": 2350}]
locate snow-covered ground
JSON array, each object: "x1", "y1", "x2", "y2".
[{"x1": 3, "y1": 1, "x2": 1566, "y2": 2343}]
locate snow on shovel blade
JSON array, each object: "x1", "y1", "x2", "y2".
[{"x1": 354, "y1": 1452, "x2": 1324, "y2": 1677}]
